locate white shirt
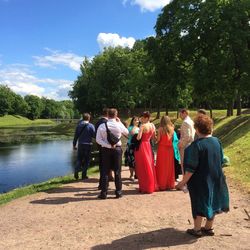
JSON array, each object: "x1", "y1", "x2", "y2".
[
  {"x1": 179, "y1": 116, "x2": 195, "y2": 148},
  {"x1": 96, "y1": 118, "x2": 129, "y2": 148}
]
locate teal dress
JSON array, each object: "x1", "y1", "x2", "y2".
[
  {"x1": 172, "y1": 131, "x2": 180, "y2": 162},
  {"x1": 184, "y1": 136, "x2": 229, "y2": 220}
]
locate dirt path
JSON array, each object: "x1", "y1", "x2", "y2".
[{"x1": 0, "y1": 169, "x2": 249, "y2": 250}]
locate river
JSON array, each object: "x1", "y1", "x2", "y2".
[
  {"x1": 0, "y1": 140, "x2": 76, "y2": 193},
  {"x1": 0, "y1": 125, "x2": 77, "y2": 193}
]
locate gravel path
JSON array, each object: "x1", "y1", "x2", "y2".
[{"x1": 0, "y1": 169, "x2": 249, "y2": 250}]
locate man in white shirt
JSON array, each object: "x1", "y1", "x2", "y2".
[
  {"x1": 178, "y1": 109, "x2": 195, "y2": 175},
  {"x1": 96, "y1": 108, "x2": 129, "y2": 199}
]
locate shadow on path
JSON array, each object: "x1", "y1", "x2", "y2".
[{"x1": 91, "y1": 228, "x2": 197, "y2": 250}]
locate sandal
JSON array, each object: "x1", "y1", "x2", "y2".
[
  {"x1": 201, "y1": 227, "x2": 215, "y2": 236},
  {"x1": 186, "y1": 228, "x2": 202, "y2": 237}
]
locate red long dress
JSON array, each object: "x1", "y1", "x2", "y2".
[
  {"x1": 155, "y1": 133, "x2": 175, "y2": 190},
  {"x1": 134, "y1": 130, "x2": 157, "y2": 193}
]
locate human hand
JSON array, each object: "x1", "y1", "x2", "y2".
[
  {"x1": 175, "y1": 181, "x2": 185, "y2": 190},
  {"x1": 73, "y1": 146, "x2": 77, "y2": 150}
]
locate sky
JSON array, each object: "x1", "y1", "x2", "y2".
[{"x1": 0, "y1": 0, "x2": 172, "y2": 100}]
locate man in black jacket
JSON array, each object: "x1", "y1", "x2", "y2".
[{"x1": 73, "y1": 113, "x2": 95, "y2": 180}]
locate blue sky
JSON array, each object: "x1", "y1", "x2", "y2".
[{"x1": 0, "y1": 0, "x2": 171, "y2": 100}]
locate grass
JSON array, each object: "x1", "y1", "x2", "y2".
[
  {"x1": 0, "y1": 115, "x2": 55, "y2": 127},
  {"x1": 0, "y1": 166, "x2": 99, "y2": 206},
  {"x1": 213, "y1": 115, "x2": 250, "y2": 191}
]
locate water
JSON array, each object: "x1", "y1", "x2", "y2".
[{"x1": 0, "y1": 140, "x2": 76, "y2": 193}]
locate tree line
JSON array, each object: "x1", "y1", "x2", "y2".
[
  {"x1": 70, "y1": 0, "x2": 249, "y2": 117},
  {"x1": 0, "y1": 85, "x2": 79, "y2": 120}
]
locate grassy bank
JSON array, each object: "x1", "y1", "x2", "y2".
[
  {"x1": 213, "y1": 115, "x2": 250, "y2": 191},
  {"x1": 0, "y1": 166, "x2": 99, "y2": 206},
  {"x1": 0, "y1": 115, "x2": 55, "y2": 127}
]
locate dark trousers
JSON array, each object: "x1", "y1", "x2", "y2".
[
  {"x1": 174, "y1": 158, "x2": 182, "y2": 180},
  {"x1": 100, "y1": 147, "x2": 122, "y2": 195},
  {"x1": 97, "y1": 144, "x2": 103, "y2": 187},
  {"x1": 76, "y1": 144, "x2": 91, "y2": 177}
]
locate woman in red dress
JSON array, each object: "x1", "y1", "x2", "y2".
[
  {"x1": 134, "y1": 111, "x2": 157, "y2": 193},
  {"x1": 155, "y1": 116, "x2": 175, "y2": 190}
]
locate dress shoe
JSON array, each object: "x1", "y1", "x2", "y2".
[
  {"x1": 74, "y1": 172, "x2": 79, "y2": 180},
  {"x1": 115, "y1": 192, "x2": 122, "y2": 199},
  {"x1": 98, "y1": 193, "x2": 107, "y2": 199}
]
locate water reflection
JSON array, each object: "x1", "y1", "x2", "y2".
[{"x1": 0, "y1": 140, "x2": 75, "y2": 193}]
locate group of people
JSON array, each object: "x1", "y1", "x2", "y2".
[{"x1": 73, "y1": 108, "x2": 229, "y2": 237}]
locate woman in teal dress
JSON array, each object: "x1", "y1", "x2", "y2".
[{"x1": 176, "y1": 114, "x2": 229, "y2": 237}]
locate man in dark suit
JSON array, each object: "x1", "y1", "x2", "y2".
[{"x1": 73, "y1": 113, "x2": 95, "y2": 180}]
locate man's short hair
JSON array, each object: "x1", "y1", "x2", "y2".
[
  {"x1": 82, "y1": 113, "x2": 90, "y2": 121},
  {"x1": 108, "y1": 108, "x2": 118, "y2": 118},
  {"x1": 180, "y1": 108, "x2": 189, "y2": 115},
  {"x1": 197, "y1": 109, "x2": 207, "y2": 115},
  {"x1": 102, "y1": 108, "x2": 109, "y2": 116}
]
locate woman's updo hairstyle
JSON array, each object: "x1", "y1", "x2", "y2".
[{"x1": 142, "y1": 111, "x2": 150, "y2": 119}]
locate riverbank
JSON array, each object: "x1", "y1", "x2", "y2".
[{"x1": 0, "y1": 166, "x2": 99, "y2": 206}]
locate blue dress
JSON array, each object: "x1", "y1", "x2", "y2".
[{"x1": 184, "y1": 137, "x2": 229, "y2": 219}]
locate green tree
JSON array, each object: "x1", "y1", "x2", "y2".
[
  {"x1": 0, "y1": 85, "x2": 15, "y2": 116},
  {"x1": 24, "y1": 95, "x2": 43, "y2": 120}
]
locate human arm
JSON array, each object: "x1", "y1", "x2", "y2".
[
  {"x1": 137, "y1": 125, "x2": 144, "y2": 140},
  {"x1": 156, "y1": 127, "x2": 161, "y2": 144},
  {"x1": 96, "y1": 124, "x2": 112, "y2": 149},
  {"x1": 73, "y1": 125, "x2": 79, "y2": 149},
  {"x1": 175, "y1": 172, "x2": 193, "y2": 189}
]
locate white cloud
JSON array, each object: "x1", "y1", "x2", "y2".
[
  {"x1": 33, "y1": 48, "x2": 84, "y2": 71},
  {"x1": 123, "y1": 0, "x2": 172, "y2": 12},
  {"x1": 97, "y1": 33, "x2": 136, "y2": 50},
  {"x1": 0, "y1": 64, "x2": 73, "y2": 99}
]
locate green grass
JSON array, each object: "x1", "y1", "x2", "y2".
[
  {"x1": 213, "y1": 115, "x2": 250, "y2": 191},
  {"x1": 0, "y1": 115, "x2": 55, "y2": 127},
  {"x1": 0, "y1": 166, "x2": 99, "y2": 206}
]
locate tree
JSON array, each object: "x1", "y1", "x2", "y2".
[
  {"x1": 24, "y1": 95, "x2": 43, "y2": 120},
  {"x1": 155, "y1": 0, "x2": 250, "y2": 116},
  {"x1": 0, "y1": 85, "x2": 14, "y2": 116}
]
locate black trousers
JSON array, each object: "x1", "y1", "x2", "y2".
[
  {"x1": 97, "y1": 144, "x2": 103, "y2": 187},
  {"x1": 76, "y1": 144, "x2": 91, "y2": 177},
  {"x1": 100, "y1": 147, "x2": 122, "y2": 195}
]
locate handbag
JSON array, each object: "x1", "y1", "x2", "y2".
[
  {"x1": 104, "y1": 122, "x2": 120, "y2": 146},
  {"x1": 130, "y1": 133, "x2": 141, "y2": 151}
]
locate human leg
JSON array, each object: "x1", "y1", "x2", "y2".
[
  {"x1": 186, "y1": 216, "x2": 203, "y2": 237},
  {"x1": 98, "y1": 148, "x2": 111, "y2": 198},
  {"x1": 112, "y1": 147, "x2": 122, "y2": 197},
  {"x1": 81, "y1": 144, "x2": 91, "y2": 179},
  {"x1": 201, "y1": 217, "x2": 215, "y2": 236},
  {"x1": 75, "y1": 145, "x2": 84, "y2": 180}
]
